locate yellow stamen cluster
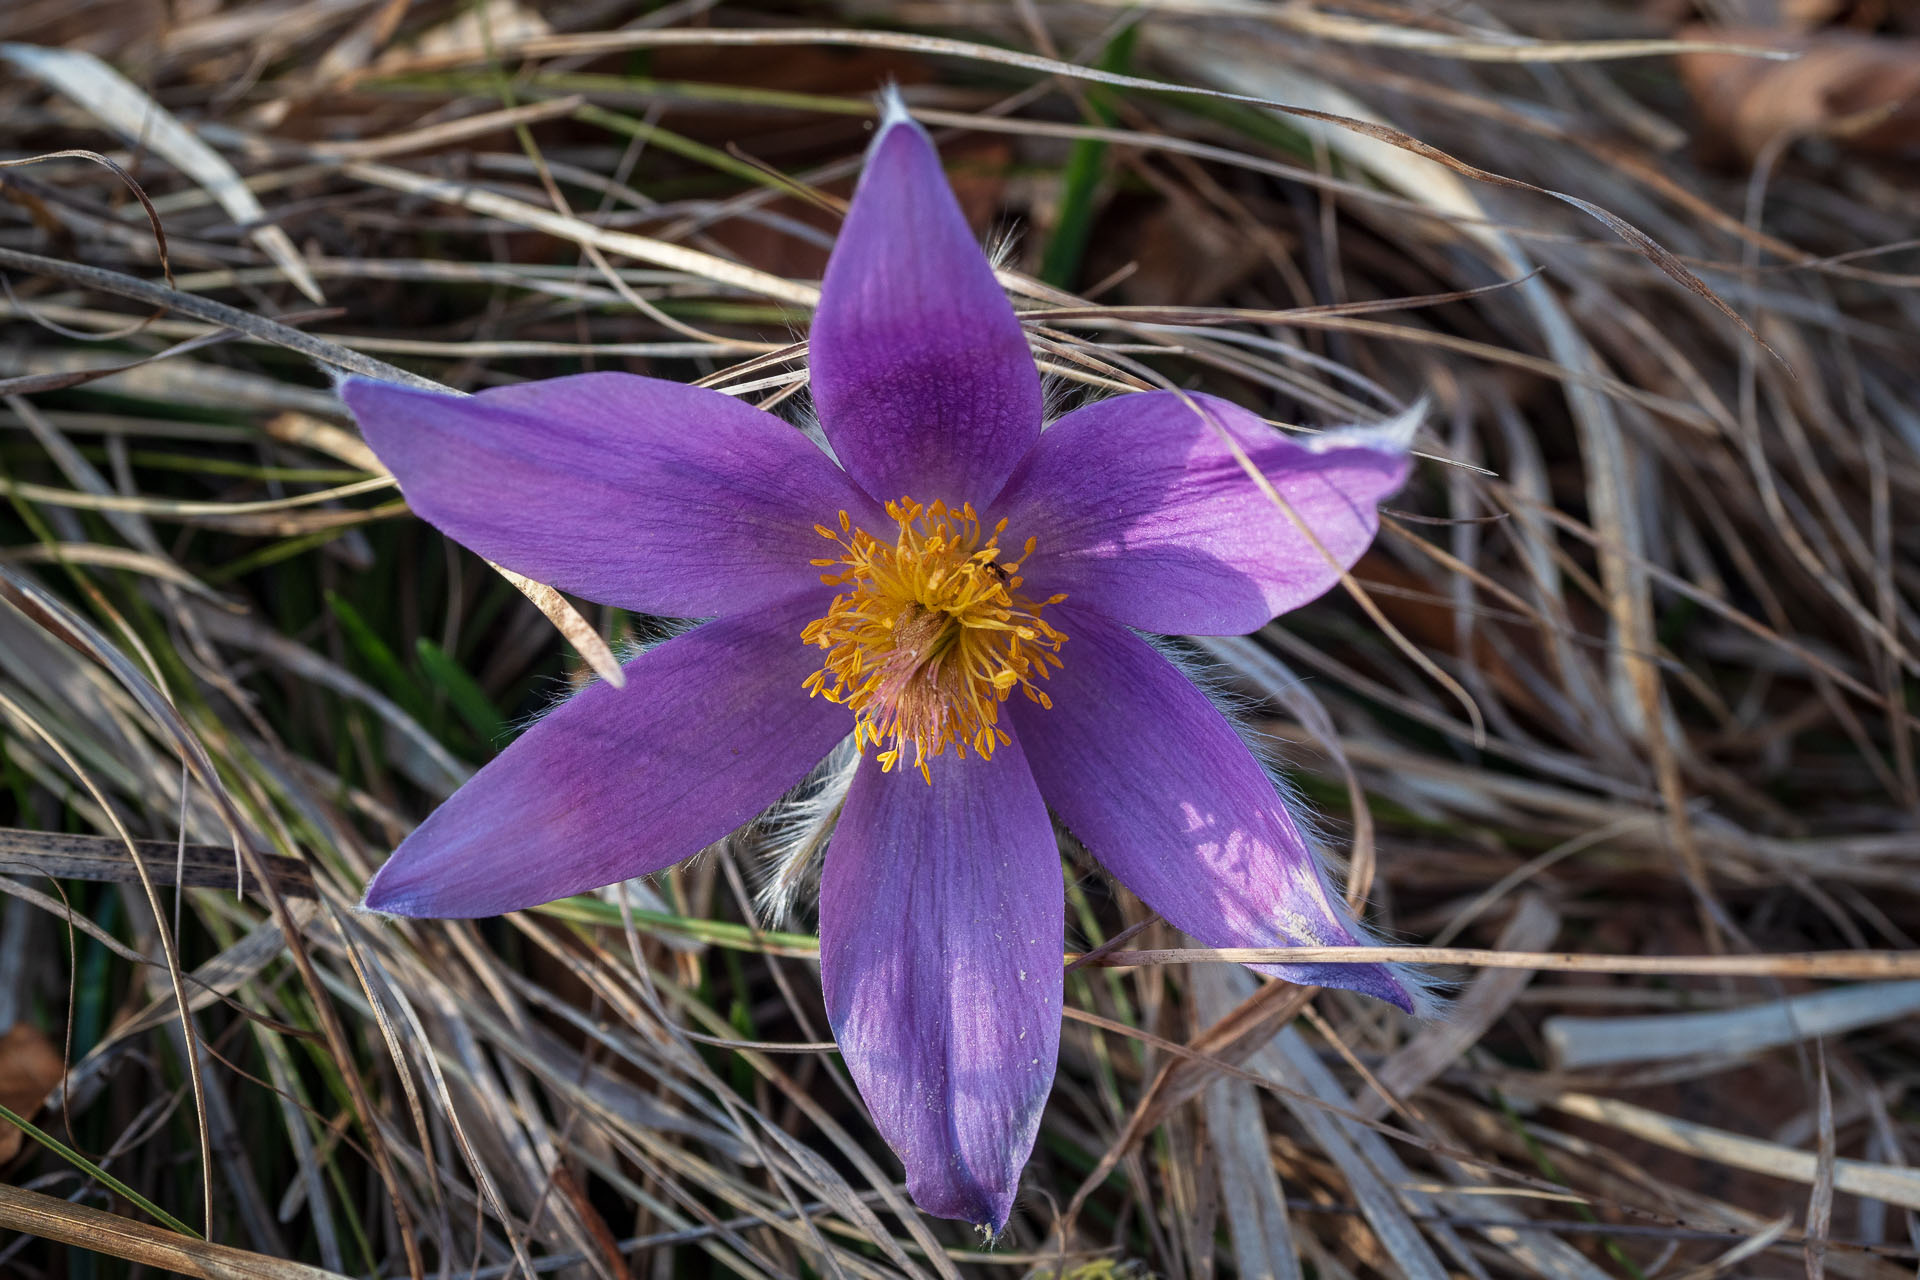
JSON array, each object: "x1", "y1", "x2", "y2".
[{"x1": 801, "y1": 498, "x2": 1066, "y2": 783}]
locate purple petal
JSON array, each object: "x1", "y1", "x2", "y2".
[
  {"x1": 819, "y1": 740, "x2": 1061, "y2": 1230},
  {"x1": 994, "y1": 392, "x2": 1414, "y2": 635},
  {"x1": 1011, "y1": 608, "x2": 1423, "y2": 1011},
  {"x1": 364, "y1": 595, "x2": 846, "y2": 917},
  {"x1": 342, "y1": 373, "x2": 879, "y2": 618},
  {"x1": 809, "y1": 105, "x2": 1041, "y2": 508}
]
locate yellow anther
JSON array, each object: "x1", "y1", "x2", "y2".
[{"x1": 801, "y1": 498, "x2": 1066, "y2": 783}]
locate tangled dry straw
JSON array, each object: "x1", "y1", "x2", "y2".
[{"x1": 1, "y1": 1, "x2": 1917, "y2": 1277}]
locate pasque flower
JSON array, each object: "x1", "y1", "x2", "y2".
[{"x1": 343, "y1": 98, "x2": 1426, "y2": 1230}]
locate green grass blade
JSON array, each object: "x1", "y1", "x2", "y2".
[
  {"x1": 414, "y1": 637, "x2": 506, "y2": 746},
  {"x1": 0, "y1": 1101, "x2": 201, "y2": 1238}
]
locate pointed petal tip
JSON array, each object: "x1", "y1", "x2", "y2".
[
  {"x1": 994, "y1": 393, "x2": 1411, "y2": 634},
  {"x1": 906, "y1": 1171, "x2": 1016, "y2": 1234},
  {"x1": 1390, "y1": 961, "x2": 1453, "y2": 1021},
  {"x1": 357, "y1": 865, "x2": 427, "y2": 919},
  {"x1": 875, "y1": 81, "x2": 914, "y2": 132},
  {"x1": 338, "y1": 371, "x2": 870, "y2": 617},
  {"x1": 1307, "y1": 395, "x2": 1428, "y2": 456},
  {"x1": 864, "y1": 83, "x2": 931, "y2": 178},
  {"x1": 1011, "y1": 613, "x2": 1449, "y2": 1018},
  {"x1": 1290, "y1": 957, "x2": 1448, "y2": 1021},
  {"x1": 334, "y1": 371, "x2": 377, "y2": 405},
  {"x1": 336, "y1": 371, "x2": 409, "y2": 403},
  {"x1": 821, "y1": 748, "x2": 1057, "y2": 1236},
  {"x1": 352, "y1": 602, "x2": 847, "y2": 920},
  {"x1": 358, "y1": 848, "x2": 480, "y2": 919},
  {"x1": 336, "y1": 372, "x2": 458, "y2": 423},
  {"x1": 813, "y1": 82, "x2": 1041, "y2": 504},
  {"x1": 352, "y1": 891, "x2": 393, "y2": 921}
]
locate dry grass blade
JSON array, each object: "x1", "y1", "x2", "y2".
[
  {"x1": 1077, "y1": 0, "x2": 1801, "y2": 63},
  {"x1": 2, "y1": 3, "x2": 1916, "y2": 1276},
  {"x1": 0, "y1": 44, "x2": 322, "y2": 304},
  {"x1": 1545, "y1": 981, "x2": 1920, "y2": 1069},
  {"x1": 1084, "y1": 945, "x2": 1920, "y2": 978},
  {"x1": 0, "y1": 1183, "x2": 346, "y2": 1279},
  {"x1": 1193, "y1": 965, "x2": 1302, "y2": 1280},
  {"x1": 0, "y1": 827, "x2": 317, "y2": 896},
  {"x1": 486, "y1": 561, "x2": 626, "y2": 690},
  {"x1": 341, "y1": 160, "x2": 816, "y2": 309},
  {"x1": 0, "y1": 247, "x2": 434, "y2": 386},
  {"x1": 1541, "y1": 1093, "x2": 1920, "y2": 1210},
  {"x1": 0, "y1": 147, "x2": 174, "y2": 305},
  {"x1": 391, "y1": 23, "x2": 1775, "y2": 353},
  {"x1": 1356, "y1": 893, "x2": 1561, "y2": 1121},
  {"x1": 1261, "y1": 1010, "x2": 1451, "y2": 1279}
]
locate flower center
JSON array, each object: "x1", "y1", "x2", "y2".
[{"x1": 801, "y1": 498, "x2": 1066, "y2": 783}]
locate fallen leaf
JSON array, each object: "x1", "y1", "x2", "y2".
[
  {"x1": 374, "y1": 0, "x2": 550, "y2": 66},
  {"x1": 1656, "y1": 1, "x2": 1849, "y2": 30},
  {"x1": 1678, "y1": 26, "x2": 1920, "y2": 161},
  {"x1": 0, "y1": 1023, "x2": 65, "y2": 1164}
]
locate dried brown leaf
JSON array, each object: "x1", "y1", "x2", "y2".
[
  {"x1": 0, "y1": 1024, "x2": 63, "y2": 1165},
  {"x1": 1679, "y1": 27, "x2": 1920, "y2": 160}
]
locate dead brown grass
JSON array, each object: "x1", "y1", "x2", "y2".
[{"x1": 0, "y1": 2, "x2": 1917, "y2": 1278}]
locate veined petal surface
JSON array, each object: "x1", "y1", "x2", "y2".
[
  {"x1": 809, "y1": 110, "x2": 1041, "y2": 508},
  {"x1": 819, "y1": 741, "x2": 1062, "y2": 1230},
  {"x1": 1011, "y1": 608, "x2": 1423, "y2": 1012},
  {"x1": 342, "y1": 373, "x2": 878, "y2": 618},
  {"x1": 994, "y1": 392, "x2": 1413, "y2": 635},
  {"x1": 363, "y1": 595, "x2": 847, "y2": 917}
]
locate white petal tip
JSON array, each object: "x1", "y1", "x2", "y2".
[
  {"x1": 1308, "y1": 396, "x2": 1427, "y2": 455},
  {"x1": 875, "y1": 82, "x2": 914, "y2": 132},
  {"x1": 352, "y1": 890, "x2": 399, "y2": 921},
  {"x1": 1391, "y1": 962, "x2": 1455, "y2": 1022}
]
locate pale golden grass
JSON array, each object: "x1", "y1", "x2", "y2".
[{"x1": 0, "y1": 2, "x2": 1917, "y2": 1278}]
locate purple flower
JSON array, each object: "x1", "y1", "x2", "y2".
[{"x1": 342, "y1": 100, "x2": 1426, "y2": 1231}]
